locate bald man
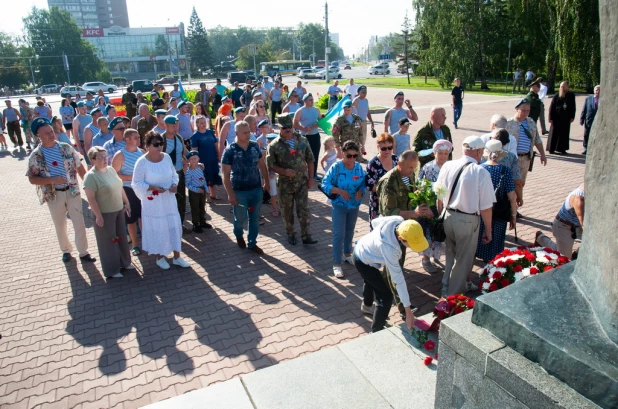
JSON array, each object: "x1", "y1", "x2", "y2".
[{"x1": 413, "y1": 107, "x2": 453, "y2": 167}]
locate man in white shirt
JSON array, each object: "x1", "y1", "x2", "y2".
[
  {"x1": 344, "y1": 79, "x2": 359, "y2": 98},
  {"x1": 437, "y1": 136, "x2": 496, "y2": 296},
  {"x1": 353, "y1": 216, "x2": 428, "y2": 333},
  {"x1": 480, "y1": 114, "x2": 517, "y2": 157},
  {"x1": 538, "y1": 81, "x2": 549, "y2": 135}
]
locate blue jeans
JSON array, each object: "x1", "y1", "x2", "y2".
[
  {"x1": 233, "y1": 187, "x2": 263, "y2": 248},
  {"x1": 453, "y1": 103, "x2": 463, "y2": 125},
  {"x1": 332, "y1": 204, "x2": 360, "y2": 264}
]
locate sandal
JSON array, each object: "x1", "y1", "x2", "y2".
[
  {"x1": 131, "y1": 246, "x2": 141, "y2": 256},
  {"x1": 272, "y1": 210, "x2": 280, "y2": 217}
]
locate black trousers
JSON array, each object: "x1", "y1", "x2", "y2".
[
  {"x1": 306, "y1": 133, "x2": 321, "y2": 177},
  {"x1": 353, "y1": 252, "x2": 394, "y2": 333},
  {"x1": 583, "y1": 125, "x2": 591, "y2": 149},
  {"x1": 176, "y1": 170, "x2": 186, "y2": 223},
  {"x1": 188, "y1": 190, "x2": 206, "y2": 226},
  {"x1": 270, "y1": 100, "x2": 282, "y2": 123},
  {"x1": 6, "y1": 121, "x2": 23, "y2": 146}
]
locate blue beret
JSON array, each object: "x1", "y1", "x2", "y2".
[
  {"x1": 222, "y1": 96, "x2": 229, "y2": 102},
  {"x1": 394, "y1": 91, "x2": 404, "y2": 99},
  {"x1": 515, "y1": 99, "x2": 529, "y2": 108},
  {"x1": 186, "y1": 150, "x2": 200, "y2": 160},
  {"x1": 31, "y1": 118, "x2": 51, "y2": 135},
  {"x1": 108, "y1": 117, "x2": 124, "y2": 131},
  {"x1": 164, "y1": 115, "x2": 178, "y2": 124},
  {"x1": 90, "y1": 107, "x2": 101, "y2": 115},
  {"x1": 288, "y1": 90, "x2": 297, "y2": 98},
  {"x1": 177, "y1": 100, "x2": 187, "y2": 108},
  {"x1": 342, "y1": 100, "x2": 352, "y2": 108},
  {"x1": 234, "y1": 107, "x2": 246, "y2": 113},
  {"x1": 76, "y1": 101, "x2": 85, "y2": 107},
  {"x1": 302, "y1": 93, "x2": 313, "y2": 101},
  {"x1": 258, "y1": 119, "x2": 269, "y2": 128},
  {"x1": 266, "y1": 133, "x2": 278, "y2": 140},
  {"x1": 104, "y1": 104, "x2": 115, "y2": 113},
  {"x1": 150, "y1": 91, "x2": 158, "y2": 96},
  {"x1": 155, "y1": 109, "x2": 167, "y2": 115}
]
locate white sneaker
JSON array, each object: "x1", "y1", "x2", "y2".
[
  {"x1": 360, "y1": 302, "x2": 375, "y2": 315},
  {"x1": 124, "y1": 264, "x2": 136, "y2": 270},
  {"x1": 421, "y1": 258, "x2": 438, "y2": 273},
  {"x1": 156, "y1": 257, "x2": 170, "y2": 270},
  {"x1": 342, "y1": 254, "x2": 354, "y2": 264},
  {"x1": 333, "y1": 265, "x2": 344, "y2": 278},
  {"x1": 109, "y1": 272, "x2": 123, "y2": 279},
  {"x1": 433, "y1": 245, "x2": 443, "y2": 262},
  {"x1": 173, "y1": 257, "x2": 191, "y2": 268}
]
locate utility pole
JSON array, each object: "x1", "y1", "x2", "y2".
[
  {"x1": 325, "y1": 2, "x2": 330, "y2": 83},
  {"x1": 63, "y1": 53, "x2": 71, "y2": 86},
  {"x1": 299, "y1": 32, "x2": 303, "y2": 60},
  {"x1": 168, "y1": 33, "x2": 173, "y2": 76},
  {"x1": 28, "y1": 57, "x2": 36, "y2": 88},
  {"x1": 175, "y1": 40, "x2": 180, "y2": 79},
  {"x1": 504, "y1": 39, "x2": 512, "y2": 93}
]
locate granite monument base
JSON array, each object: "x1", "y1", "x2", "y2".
[{"x1": 435, "y1": 310, "x2": 601, "y2": 409}]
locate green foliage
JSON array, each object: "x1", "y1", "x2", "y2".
[
  {"x1": 23, "y1": 6, "x2": 104, "y2": 85},
  {"x1": 0, "y1": 32, "x2": 30, "y2": 88},
  {"x1": 187, "y1": 7, "x2": 213, "y2": 74},
  {"x1": 316, "y1": 93, "x2": 342, "y2": 110},
  {"x1": 97, "y1": 69, "x2": 112, "y2": 84},
  {"x1": 411, "y1": 328, "x2": 429, "y2": 346}
]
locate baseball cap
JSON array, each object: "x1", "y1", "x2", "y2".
[
  {"x1": 396, "y1": 220, "x2": 428, "y2": 252},
  {"x1": 462, "y1": 135, "x2": 485, "y2": 150}
]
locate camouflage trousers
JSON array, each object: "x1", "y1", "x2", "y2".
[
  {"x1": 21, "y1": 121, "x2": 37, "y2": 147},
  {"x1": 278, "y1": 180, "x2": 311, "y2": 239},
  {"x1": 381, "y1": 244, "x2": 406, "y2": 315}
]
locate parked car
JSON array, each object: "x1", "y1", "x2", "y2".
[
  {"x1": 82, "y1": 81, "x2": 117, "y2": 93},
  {"x1": 317, "y1": 68, "x2": 342, "y2": 80},
  {"x1": 131, "y1": 80, "x2": 155, "y2": 93},
  {"x1": 36, "y1": 84, "x2": 60, "y2": 94},
  {"x1": 155, "y1": 76, "x2": 177, "y2": 85},
  {"x1": 397, "y1": 65, "x2": 411, "y2": 74},
  {"x1": 377, "y1": 62, "x2": 390, "y2": 69},
  {"x1": 368, "y1": 65, "x2": 391, "y2": 75},
  {"x1": 228, "y1": 71, "x2": 254, "y2": 84},
  {"x1": 344, "y1": 64, "x2": 351, "y2": 70},
  {"x1": 298, "y1": 68, "x2": 316, "y2": 79},
  {"x1": 59, "y1": 86, "x2": 87, "y2": 98}
]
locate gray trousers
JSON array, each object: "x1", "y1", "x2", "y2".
[
  {"x1": 94, "y1": 209, "x2": 131, "y2": 277},
  {"x1": 539, "y1": 101, "x2": 548, "y2": 133},
  {"x1": 537, "y1": 217, "x2": 582, "y2": 258},
  {"x1": 441, "y1": 210, "x2": 480, "y2": 296}
]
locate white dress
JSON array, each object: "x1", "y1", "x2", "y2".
[{"x1": 131, "y1": 153, "x2": 182, "y2": 256}]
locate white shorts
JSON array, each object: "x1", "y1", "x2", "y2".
[{"x1": 269, "y1": 176, "x2": 277, "y2": 196}]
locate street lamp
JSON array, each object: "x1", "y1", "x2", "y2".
[
  {"x1": 28, "y1": 55, "x2": 39, "y2": 89},
  {"x1": 311, "y1": 37, "x2": 320, "y2": 66}
]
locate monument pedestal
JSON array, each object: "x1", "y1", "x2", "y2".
[{"x1": 435, "y1": 308, "x2": 601, "y2": 409}]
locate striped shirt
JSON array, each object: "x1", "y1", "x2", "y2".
[
  {"x1": 40, "y1": 145, "x2": 68, "y2": 188},
  {"x1": 91, "y1": 132, "x2": 113, "y2": 148},
  {"x1": 85, "y1": 123, "x2": 101, "y2": 141},
  {"x1": 557, "y1": 187, "x2": 584, "y2": 227},
  {"x1": 103, "y1": 139, "x2": 126, "y2": 165},
  {"x1": 185, "y1": 166, "x2": 209, "y2": 193},
  {"x1": 285, "y1": 139, "x2": 295, "y2": 150},
  {"x1": 119, "y1": 148, "x2": 144, "y2": 187},
  {"x1": 517, "y1": 121, "x2": 532, "y2": 154},
  {"x1": 402, "y1": 177, "x2": 412, "y2": 189}
]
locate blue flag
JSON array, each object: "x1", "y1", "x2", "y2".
[{"x1": 318, "y1": 95, "x2": 351, "y2": 136}]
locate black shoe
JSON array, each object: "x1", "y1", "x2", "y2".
[
  {"x1": 288, "y1": 235, "x2": 297, "y2": 245},
  {"x1": 314, "y1": 175, "x2": 322, "y2": 181},
  {"x1": 192, "y1": 225, "x2": 204, "y2": 233},
  {"x1": 582, "y1": 149, "x2": 587, "y2": 155},
  {"x1": 200, "y1": 222, "x2": 213, "y2": 229},
  {"x1": 549, "y1": 151, "x2": 555, "y2": 154},
  {"x1": 399, "y1": 305, "x2": 420, "y2": 321},
  {"x1": 80, "y1": 254, "x2": 96, "y2": 262},
  {"x1": 542, "y1": 131, "x2": 549, "y2": 135},
  {"x1": 302, "y1": 236, "x2": 318, "y2": 245},
  {"x1": 236, "y1": 237, "x2": 246, "y2": 249},
  {"x1": 249, "y1": 245, "x2": 264, "y2": 255},
  {"x1": 62, "y1": 253, "x2": 71, "y2": 262}
]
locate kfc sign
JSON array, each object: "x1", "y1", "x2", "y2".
[
  {"x1": 166, "y1": 27, "x2": 180, "y2": 34},
  {"x1": 82, "y1": 28, "x2": 103, "y2": 37}
]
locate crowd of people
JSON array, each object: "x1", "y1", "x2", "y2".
[{"x1": 9, "y1": 75, "x2": 594, "y2": 333}]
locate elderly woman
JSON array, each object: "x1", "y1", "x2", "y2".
[
  {"x1": 131, "y1": 131, "x2": 191, "y2": 270},
  {"x1": 321, "y1": 140, "x2": 366, "y2": 278},
  {"x1": 365, "y1": 133, "x2": 398, "y2": 228},
  {"x1": 475, "y1": 140, "x2": 518, "y2": 262},
  {"x1": 112, "y1": 128, "x2": 144, "y2": 256},
  {"x1": 417, "y1": 139, "x2": 453, "y2": 272},
  {"x1": 83, "y1": 147, "x2": 134, "y2": 279}
]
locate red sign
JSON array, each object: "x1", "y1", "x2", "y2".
[
  {"x1": 82, "y1": 28, "x2": 103, "y2": 37},
  {"x1": 166, "y1": 27, "x2": 180, "y2": 34}
]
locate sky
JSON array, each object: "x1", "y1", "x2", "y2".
[{"x1": 6, "y1": 0, "x2": 414, "y2": 56}]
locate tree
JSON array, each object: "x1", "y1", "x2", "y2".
[
  {"x1": 23, "y1": 6, "x2": 104, "y2": 85},
  {"x1": 186, "y1": 7, "x2": 213, "y2": 74},
  {"x1": 394, "y1": 13, "x2": 414, "y2": 84},
  {"x1": 0, "y1": 32, "x2": 30, "y2": 88},
  {"x1": 154, "y1": 35, "x2": 170, "y2": 57}
]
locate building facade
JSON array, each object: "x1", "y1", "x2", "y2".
[
  {"x1": 329, "y1": 33, "x2": 339, "y2": 46},
  {"x1": 48, "y1": 0, "x2": 129, "y2": 29},
  {"x1": 81, "y1": 25, "x2": 186, "y2": 81}
]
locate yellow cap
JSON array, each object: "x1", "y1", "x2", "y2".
[{"x1": 396, "y1": 220, "x2": 429, "y2": 252}]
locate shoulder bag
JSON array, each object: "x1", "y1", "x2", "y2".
[
  {"x1": 432, "y1": 162, "x2": 472, "y2": 242},
  {"x1": 318, "y1": 161, "x2": 341, "y2": 200},
  {"x1": 492, "y1": 166, "x2": 512, "y2": 222}
]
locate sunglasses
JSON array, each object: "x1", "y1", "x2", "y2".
[
  {"x1": 380, "y1": 146, "x2": 394, "y2": 151},
  {"x1": 281, "y1": 126, "x2": 292, "y2": 130},
  {"x1": 346, "y1": 153, "x2": 359, "y2": 158},
  {"x1": 114, "y1": 126, "x2": 126, "y2": 131},
  {"x1": 151, "y1": 141, "x2": 164, "y2": 147}
]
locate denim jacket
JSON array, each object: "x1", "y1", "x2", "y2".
[{"x1": 322, "y1": 160, "x2": 366, "y2": 209}]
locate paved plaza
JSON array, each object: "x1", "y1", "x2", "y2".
[{"x1": 0, "y1": 87, "x2": 587, "y2": 408}]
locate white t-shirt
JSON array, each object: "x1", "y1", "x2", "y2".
[
  {"x1": 437, "y1": 156, "x2": 496, "y2": 214},
  {"x1": 344, "y1": 84, "x2": 359, "y2": 97},
  {"x1": 538, "y1": 84, "x2": 548, "y2": 101}
]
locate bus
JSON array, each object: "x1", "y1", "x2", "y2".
[{"x1": 260, "y1": 60, "x2": 311, "y2": 77}]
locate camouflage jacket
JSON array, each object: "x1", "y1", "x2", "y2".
[
  {"x1": 525, "y1": 91, "x2": 542, "y2": 122},
  {"x1": 332, "y1": 113, "x2": 363, "y2": 147},
  {"x1": 413, "y1": 121, "x2": 453, "y2": 167},
  {"x1": 266, "y1": 132, "x2": 315, "y2": 188},
  {"x1": 377, "y1": 167, "x2": 415, "y2": 216}
]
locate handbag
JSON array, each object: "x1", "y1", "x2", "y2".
[
  {"x1": 492, "y1": 166, "x2": 512, "y2": 222},
  {"x1": 371, "y1": 128, "x2": 377, "y2": 138},
  {"x1": 317, "y1": 162, "x2": 341, "y2": 200},
  {"x1": 432, "y1": 162, "x2": 472, "y2": 242}
]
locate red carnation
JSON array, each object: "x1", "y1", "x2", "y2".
[
  {"x1": 111, "y1": 236, "x2": 120, "y2": 244},
  {"x1": 457, "y1": 295, "x2": 467, "y2": 301},
  {"x1": 434, "y1": 353, "x2": 439, "y2": 360},
  {"x1": 147, "y1": 196, "x2": 154, "y2": 200},
  {"x1": 543, "y1": 266, "x2": 553, "y2": 272},
  {"x1": 446, "y1": 295, "x2": 456, "y2": 301},
  {"x1": 248, "y1": 206, "x2": 255, "y2": 212},
  {"x1": 544, "y1": 255, "x2": 552, "y2": 261},
  {"x1": 424, "y1": 340, "x2": 436, "y2": 351},
  {"x1": 437, "y1": 310, "x2": 446, "y2": 320},
  {"x1": 558, "y1": 256, "x2": 569, "y2": 264},
  {"x1": 152, "y1": 190, "x2": 159, "y2": 196},
  {"x1": 500, "y1": 279, "x2": 511, "y2": 288},
  {"x1": 447, "y1": 300, "x2": 457, "y2": 308},
  {"x1": 495, "y1": 261, "x2": 506, "y2": 268},
  {"x1": 321, "y1": 114, "x2": 325, "y2": 118},
  {"x1": 489, "y1": 283, "x2": 498, "y2": 292},
  {"x1": 466, "y1": 299, "x2": 475, "y2": 309},
  {"x1": 290, "y1": 149, "x2": 297, "y2": 155},
  {"x1": 530, "y1": 267, "x2": 539, "y2": 275},
  {"x1": 362, "y1": 151, "x2": 367, "y2": 155},
  {"x1": 454, "y1": 306, "x2": 465, "y2": 314},
  {"x1": 493, "y1": 271, "x2": 502, "y2": 281},
  {"x1": 525, "y1": 254, "x2": 536, "y2": 262},
  {"x1": 51, "y1": 161, "x2": 59, "y2": 167},
  {"x1": 423, "y1": 356, "x2": 433, "y2": 366},
  {"x1": 505, "y1": 259, "x2": 515, "y2": 265},
  {"x1": 198, "y1": 177, "x2": 204, "y2": 181},
  {"x1": 513, "y1": 265, "x2": 523, "y2": 273},
  {"x1": 543, "y1": 247, "x2": 554, "y2": 253},
  {"x1": 352, "y1": 175, "x2": 359, "y2": 180},
  {"x1": 517, "y1": 246, "x2": 527, "y2": 250}
]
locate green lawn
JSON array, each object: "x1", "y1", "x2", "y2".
[{"x1": 356, "y1": 76, "x2": 522, "y2": 97}]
